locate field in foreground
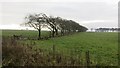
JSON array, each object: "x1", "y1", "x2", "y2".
[{"x1": 2, "y1": 30, "x2": 118, "y2": 66}]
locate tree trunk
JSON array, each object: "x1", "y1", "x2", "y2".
[
  {"x1": 63, "y1": 30, "x2": 64, "y2": 35},
  {"x1": 38, "y1": 23, "x2": 41, "y2": 40},
  {"x1": 61, "y1": 30, "x2": 63, "y2": 36},
  {"x1": 52, "y1": 28, "x2": 55, "y2": 37},
  {"x1": 49, "y1": 31, "x2": 52, "y2": 38},
  {"x1": 38, "y1": 29, "x2": 41, "y2": 40},
  {"x1": 55, "y1": 28, "x2": 58, "y2": 35}
]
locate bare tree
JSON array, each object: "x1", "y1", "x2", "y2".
[
  {"x1": 23, "y1": 13, "x2": 88, "y2": 39},
  {"x1": 24, "y1": 13, "x2": 46, "y2": 40}
]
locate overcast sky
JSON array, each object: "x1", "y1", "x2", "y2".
[{"x1": 0, "y1": 0, "x2": 119, "y2": 30}]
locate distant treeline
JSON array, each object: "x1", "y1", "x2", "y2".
[
  {"x1": 95, "y1": 28, "x2": 120, "y2": 32},
  {"x1": 24, "y1": 13, "x2": 88, "y2": 39}
]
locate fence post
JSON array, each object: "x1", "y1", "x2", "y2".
[
  {"x1": 52, "y1": 45, "x2": 56, "y2": 66},
  {"x1": 86, "y1": 51, "x2": 90, "y2": 68}
]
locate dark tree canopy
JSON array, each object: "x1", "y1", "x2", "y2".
[{"x1": 95, "y1": 28, "x2": 120, "y2": 32}]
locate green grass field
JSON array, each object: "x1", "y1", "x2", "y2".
[
  {"x1": 1, "y1": 30, "x2": 50, "y2": 38},
  {"x1": 2, "y1": 30, "x2": 118, "y2": 66}
]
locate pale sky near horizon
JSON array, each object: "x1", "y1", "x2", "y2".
[{"x1": 0, "y1": 0, "x2": 119, "y2": 30}]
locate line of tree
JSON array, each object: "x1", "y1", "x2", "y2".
[
  {"x1": 23, "y1": 13, "x2": 88, "y2": 40},
  {"x1": 95, "y1": 28, "x2": 120, "y2": 32}
]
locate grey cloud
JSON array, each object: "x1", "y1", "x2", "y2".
[{"x1": 1, "y1": 2, "x2": 118, "y2": 29}]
